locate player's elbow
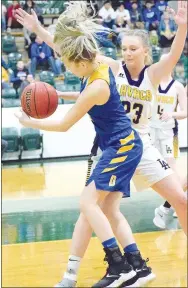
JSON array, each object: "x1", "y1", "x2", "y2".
[{"x1": 58, "y1": 122, "x2": 70, "y2": 132}]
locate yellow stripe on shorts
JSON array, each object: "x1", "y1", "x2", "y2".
[
  {"x1": 117, "y1": 143, "x2": 135, "y2": 154},
  {"x1": 110, "y1": 155, "x2": 128, "y2": 164},
  {"x1": 102, "y1": 166, "x2": 119, "y2": 173},
  {"x1": 120, "y1": 131, "x2": 135, "y2": 145}
]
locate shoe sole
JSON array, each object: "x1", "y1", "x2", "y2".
[
  {"x1": 138, "y1": 273, "x2": 156, "y2": 286},
  {"x1": 106, "y1": 270, "x2": 136, "y2": 287},
  {"x1": 125, "y1": 278, "x2": 140, "y2": 287}
]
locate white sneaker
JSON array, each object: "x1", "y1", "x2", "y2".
[
  {"x1": 173, "y1": 211, "x2": 177, "y2": 218},
  {"x1": 153, "y1": 206, "x2": 170, "y2": 229}
]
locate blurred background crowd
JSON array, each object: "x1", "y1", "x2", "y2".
[{"x1": 2, "y1": 0, "x2": 188, "y2": 108}]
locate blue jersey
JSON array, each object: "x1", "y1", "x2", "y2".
[{"x1": 80, "y1": 63, "x2": 131, "y2": 150}]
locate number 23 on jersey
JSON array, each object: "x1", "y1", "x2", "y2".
[{"x1": 122, "y1": 101, "x2": 143, "y2": 124}]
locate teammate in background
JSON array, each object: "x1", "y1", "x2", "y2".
[
  {"x1": 15, "y1": 1, "x2": 187, "y2": 288},
  {"x1": 151, "y1": 68, "x2": 187, "y2": 228},
  {"x1": 15, "y1": 2, "x2": 144, "y2": 287}
]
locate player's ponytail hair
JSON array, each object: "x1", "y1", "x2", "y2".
[
  {"x1": 122, "y1": 30, "x2": 153, "y2": 65},
  {"x1": 54, "y1": 1, "x2": 109, "y2": 62}
]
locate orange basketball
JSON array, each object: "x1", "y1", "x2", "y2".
[{"x1": 21, "y1": 82, "x2": 58, "y2": 119}]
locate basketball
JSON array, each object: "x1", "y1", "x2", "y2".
[{"x1": 21, "y1": 82, "x2": 58, "y2": 119}]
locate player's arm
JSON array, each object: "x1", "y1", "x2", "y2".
[
  {"x1": 96, "y1": 54, "x2": 120, "y2": 76},
  {"x1": 160, "y1": 82, "x2": 187, "y2": 121},
  {"x1": 15, "y1": 80, "x2": 110, "y2": 132},
  {"x1": 148, "y1": 1, "x2": 187, "y2": 87},
  {"x1": 56, "y1": 91, "x2": 80, "y2": 101},
  {"x1": 172, "y1": 83, "x2": 187, "y2": 119},
  {"x1": 15, "y1": 8, "x2": 60, "y2": 54}
]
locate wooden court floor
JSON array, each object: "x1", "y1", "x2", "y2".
[
  {"x1": 2, "y1": 230, "x2": 187, "y2": 287},
  {"x1": 2, "y1": 153, "x2": 187, "y2": 287}
]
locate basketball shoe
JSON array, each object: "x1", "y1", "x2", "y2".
[
  {"x1": 153, "y1": 205, "x2": 171, "y2": 229},
  {"x1": 122, "y1": 251, "x2": 156, "y2": 287},
  {"x1": 92, "y1": 246, "x2": 136, "y2": 287}
]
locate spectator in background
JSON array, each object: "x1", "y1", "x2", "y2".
[
  {"x1": 149, "y1": 30, "x2": 159, "y2": 46},
  {"x1": 114, "y1": 3, "x2": 131, "y2": 28},
  {"x1": 2, "y1": 4, "x2": 7, "y2": 32},
  {"x1": 30, "y1": 36, "x2": 58, "y2": 76},
  {"x1": 182, "y1": 37, "x2": 188, "y2": 80},
  {"x1": 7, "y1": 0, "x2": 22, "y2": 31},
  {"x1": 124, "y1": 0, "x2": 141, "y2": 11},
  {"x1": 2, "y1": 67, "x2": 11, "y2": 89},
  {"x1": 159, "y1": 10, "x2": 177, "y2": 48},
  {"x1": 19, "y1": 74, "x2": 35, "y2": 95},
  {"x1": 113, "y1": 16, "x2": 129, "y2": 47},
  {"x1": 23, "y1": 0, "x2": 44, "y2": 49},
  {"x1": 155, "y1": 0, "x2": 168, "y2": 18},
  {"x1": 129, "y1": 1, "x2": 144, "y2": 29},
  {"x1": 10, "y1": 61, "x2": 29, "y2": 93},
  {"x1": 98, "y1": 0, "x2": 115, "y2": 29},
  {"x1": 143, "y1": 1, "x2": 160, "y2": 31},
  {"x1": 23, "y1": 0, "x2": 44, "y2": 25}
]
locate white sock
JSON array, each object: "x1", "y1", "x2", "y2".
[{"x1": 65, "y1": 255, "x2": 82, "y2": 280}]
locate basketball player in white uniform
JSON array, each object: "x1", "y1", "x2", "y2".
[
  {"x1": 16, "y1": 1, "x2": 188, "y2": 287},
  {"x1": 150, "y1": 64, "x2": 187, "y2": 229}
]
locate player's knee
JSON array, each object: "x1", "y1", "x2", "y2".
[
  {"x1": 79, "y1": 197, "x2": 94, "y2": 214},
  {"x1": 102, "y1": 203, "x2": 120, "y2": 219},
  {"x1": 174, "y1": 193, "x2": 187, "y2": 210}
]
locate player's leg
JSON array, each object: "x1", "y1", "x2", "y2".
[
  {"x1": 56, "y1": 182, "x2": 136, "y2": 287},
  {"x1": 152, "y1": 173, "x2": 187, "y2": 234},
  {"x1": 154, "y1": 134, "x2": 187, "y2": 227},
  {"x1": 100, "y1": 193, "x2": 156, "y2": 287}
]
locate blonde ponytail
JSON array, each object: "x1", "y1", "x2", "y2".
[{"x1": 54, "y1": 1, "x2": 109, "y2": 62}]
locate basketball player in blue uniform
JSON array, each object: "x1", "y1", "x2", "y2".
[
  {"x1": 15, "y1": 1, "x2": 187, "y2": 287},
  {"x1": 15, "y1": 2, "x2": 143, "y2": 287}
]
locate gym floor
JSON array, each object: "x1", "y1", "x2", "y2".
[{"x1": 2, "y1": 152, "x2": 187, "y2": 287}]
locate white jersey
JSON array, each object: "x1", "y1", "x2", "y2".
[
  {"x1": 115, "y1": 63, "x2": 157, "y2": 135},
  {"x1": 150, "y1": 79, "x2": 179, "y2": 130}
]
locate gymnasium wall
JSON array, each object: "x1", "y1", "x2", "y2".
[{"x1": 2, "y1": 104, "x2": 187, "y2": 159}]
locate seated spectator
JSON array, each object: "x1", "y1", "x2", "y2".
[
  {"x1": 2, "y1": 67, "x2": 11, "y2": 89},
  {"x1": 159, "y1": 11, "x2": 177, "y2": 48},
  {"x1": 114, "y1": 3, "x2": 131, "y2": 28},
  {"x1": 113, "y1": 16, "x2": 129, "y2": 47},
  {"x1": 124, "y1": 0, "x2": 141, "y2": 11},
  {"x1": 129, "y1": 1, "x2": 144, "y2": 29},
  {"x1": 2, "y1": 4, "x2": 7, "y2": 32},
  {"x1": 19, "y1": 74, "x2": 35, "y2": 96},
  {"x1": 29, "y1": 36, "x2": 58, "y2": 76},
  {"x1": 98, "y1": 0, "x2": 116, "y2": 29},
  {"x1": 7, "y1": 0, "x2": 22, "y2": 31},
  {"x1": 23, "y1": 1, "x2": 44, "y2": 49},
  {"x1": 155, "y1": 0, "x2": 168, "y2": 19},
  {"x1": 143, "y1": 1, "x2": 160, "y2": 31},
  {"x1": 149, "y1": 30, "x2": 159, "y2": 46},
  {"x1": 10, "y1": 61, "x2": 29, "y2": 93}
]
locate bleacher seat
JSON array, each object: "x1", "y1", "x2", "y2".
[
  {"x1": 2, "y1": 127, "x2": 20, "y2": 153},
  {"x1": 101, "y1": 47, "x2": 117, "y2": 60},
  {"x1": 2, "y1": 35, "x2": 17, "y2": 54},
  {"x1": 2, "y1": 88, "x2": 17, "y2": 99},
  {"x1": 8, "y1": 52, "x2": 22, "y2": 70},
  {"x1": 2, "y1": 99, "x2": 21, "y2": 108},
  {"x1": 39, "y1": 71, "x2": 55, "y2": 87},
  {"x1": 64, "y1": 71, "x2": 80, "y2": 85},
  {"x1": 20, "y1": 128, "x2": 43, "y2": 159}
]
